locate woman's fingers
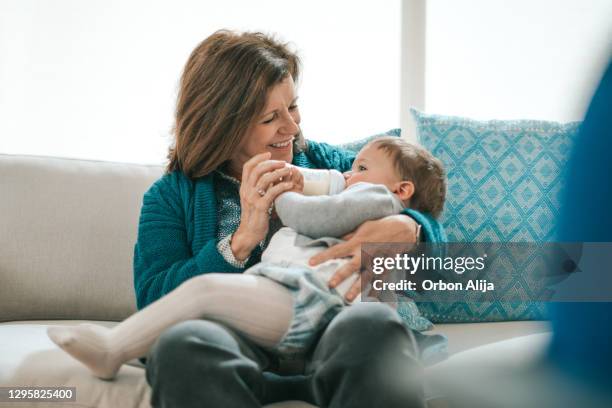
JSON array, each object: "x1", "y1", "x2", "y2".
[
  {"x1": 342, "y1": 231, "x2": 356, "y2": 241},
  {"x1": 254, "y1": 166, "x2": 292, "y2": 193},
  {"x1": 257, "y1": 181, "x2": 294, "y2": 210},
  {"x1": 289, "y1": 167, "x2": 304, "y2": 192},
  {"x1": 242, "y1": 152, "x2": 271, "y2": 183},
  {"x1": 328, "y1": 257, "x2": 359, "y2": 288},
  {"x1": 247, "y1": 159, "x2": 287, "y2": 187},
  {"x1": 309, "y1": 242, "x2": 352, "y2": 266},
  {"x1": 345, "y1": 275, "x2": 362, "y2": 301}
]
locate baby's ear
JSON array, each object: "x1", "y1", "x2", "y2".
[{"x1": 394, "y1": 181, "x2": 415, "y2": 202}]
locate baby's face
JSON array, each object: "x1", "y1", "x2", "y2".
[{"x1": 344, "y1": 143, "x2": 402, "y2": 190}]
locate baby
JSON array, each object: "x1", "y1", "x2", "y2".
[{"x1": 47, "y1": 136, "x2": 446, "y2": 380}]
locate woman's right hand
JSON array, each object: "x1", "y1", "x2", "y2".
[{"x1": 230, "y1": 152, "x2": 295, "y2": 261}]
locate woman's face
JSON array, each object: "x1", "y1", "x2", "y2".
[{"x1": 229, "y1": 75, "x2": 300, "y2": 177}]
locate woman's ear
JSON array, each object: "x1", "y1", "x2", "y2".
[{"x1": 394, "y1": 181, "x2": 415, "y2": 202}]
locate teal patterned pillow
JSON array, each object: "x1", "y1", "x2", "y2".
[
  {"x1": 339, "y1": 128, "x2": 401, "y2": 154},
  {"x1": 411, "y1": 108, "x2": 580, "y2": 322}
]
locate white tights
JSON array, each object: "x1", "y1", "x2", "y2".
[{"x1": 47, "y1": 273, "x2": 294, "y2": 380}]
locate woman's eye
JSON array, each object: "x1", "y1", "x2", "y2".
[
  {"x1": 289, "y1": 104, "x2": 298, "y2": 111},
  {"x1": 262, "y1": 116, "x2": 275, "y2": 124},
  {"x1": 358, "y1": 165, "x2": 367, "y2": 171}
]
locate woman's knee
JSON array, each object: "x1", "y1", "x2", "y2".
[
  {"x1": 315, "y1": 302, "x2": 419, "y2": 366},
  {"x1": 310, "y1": 303, "x2": 424, "y2": 405},
  {"x1": 148, "y1": 319, "x2": 236, "y2": 372},
  {"x1": 327, "y1": 302, "x2": 405, "y2": 340}
]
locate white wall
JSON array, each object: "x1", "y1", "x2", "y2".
[
  {"x1": 424, "y1": 0, "x2": 612, "y2": 122},
  {"x1": 0, "y1": 0, "x2": 400, "y2": 164}
]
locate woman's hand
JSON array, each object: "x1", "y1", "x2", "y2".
[
  {"x1": 231, "y1": 152, "x2": 295, "y2": 261},
  {"x1": 282, "y1": 165, "x2": 305, "y2": 193},
  {"x1": 308, "y1": 214, "x2": 420, "y2": 301}
]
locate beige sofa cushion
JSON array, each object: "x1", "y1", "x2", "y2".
[
  {"x1": 428, "y1": 320, "x2": 550, "y2": 355},
  {"x1": 0, "y1": 154, "x2": 163, "y2": 322},
  {"x1": 0, "y1": 322, "x2": 150, "y2": 408},
  {"x1": 0, "y1": 321, "x2": 318, "y2": 408}
]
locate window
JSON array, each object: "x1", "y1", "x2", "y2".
[
  {"x1": 0, "y1": 0, "x2": 400, "y2": 164},
  {"x1": 2, "y1": 1, "x2": 609, "y2": 164},
  {"x1": 424, "y1": 0, "x2": 612, "y2": 122}
]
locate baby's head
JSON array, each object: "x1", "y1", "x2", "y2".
[{"x1": 345, "y1": 137, "x2": 446, "y2": 218}]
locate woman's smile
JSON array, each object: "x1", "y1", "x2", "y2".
[{"x1": 268, "y1": 136, "x2": 295, "y2": 151}]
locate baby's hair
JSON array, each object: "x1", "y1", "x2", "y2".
[{"x1": 369, "y1": 137, "x2": 447, "y2": 218}]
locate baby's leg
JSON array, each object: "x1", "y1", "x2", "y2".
[{"x1": 47, "y1": 273, "x2": 293, "y2": 380}]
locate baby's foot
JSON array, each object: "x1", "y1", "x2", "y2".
[{"x1": 47, "y1": 323, "x2": 121, "y2": 380}]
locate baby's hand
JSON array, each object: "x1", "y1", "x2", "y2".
[{"x1": 281, "y1": 164, "x2": 304, "y2": 193}]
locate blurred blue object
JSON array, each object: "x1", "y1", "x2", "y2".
[{"x1": 549, "y1": 58, "x2": 612, "y2": 392}]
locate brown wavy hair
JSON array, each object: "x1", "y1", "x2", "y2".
[
  {"x1": 370, "y1": 137, "x2": 447, "y2": 218},
  {"x1": 166, "y1": 30, "x2": 304, "y2": 179}
]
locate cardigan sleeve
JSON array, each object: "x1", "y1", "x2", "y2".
[
  {"x1": 304, "y1": 140, "x2": 356, "y2": 173},
  {"x1": 132, "y1": 172, "x2": 243, "y2": 310}
]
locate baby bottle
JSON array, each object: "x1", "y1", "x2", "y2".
[{"x1": 299, "y1": 168, "x2": 346, "y2": 195}]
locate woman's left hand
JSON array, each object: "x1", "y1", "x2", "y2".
[{"x1": 308, "y1": 214, "x2": 420, "y2": 301}]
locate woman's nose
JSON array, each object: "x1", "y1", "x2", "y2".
[
  {"x1": 343, "y1": 171, "x2": 352, "y2": 180},
  {"x1": 280, "y1": 113, "x2": 300, "y2": 135}
]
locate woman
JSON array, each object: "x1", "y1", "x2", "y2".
[{"x1": 136, "y1": 30, "x2": 430, "y2": 408}]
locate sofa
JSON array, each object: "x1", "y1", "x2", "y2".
[{"x1": 0, "y1": 152, "x2": 552, "y2": 408}]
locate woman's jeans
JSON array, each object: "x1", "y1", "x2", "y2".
[{"x1": 145, "y1": 302, "x2": 425, "y2": 408}]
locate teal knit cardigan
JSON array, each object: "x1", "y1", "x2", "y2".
[{"x1": 133, "y1": 140, "x2": 446, "y2": 309}]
